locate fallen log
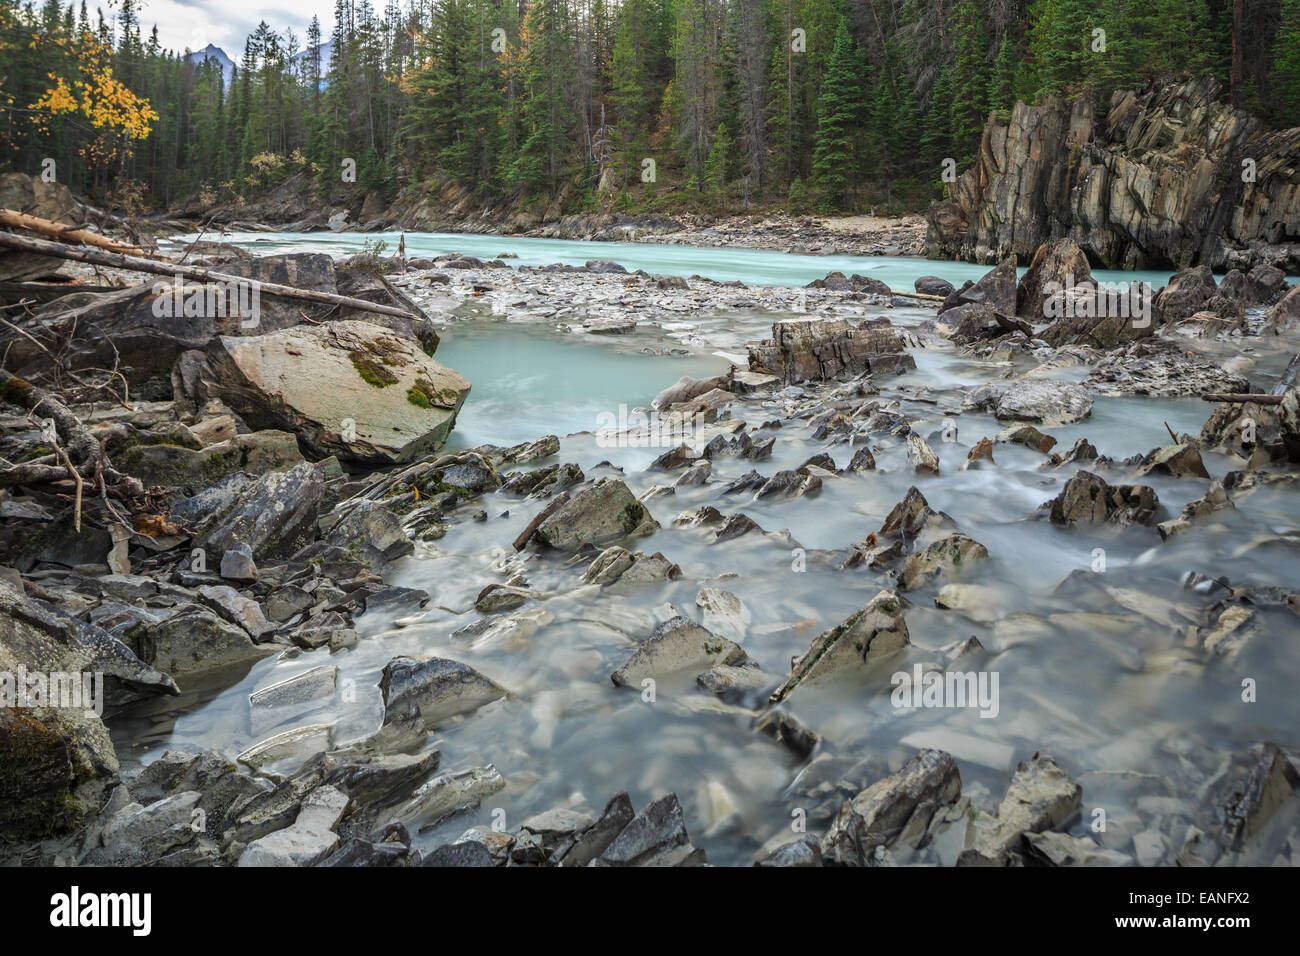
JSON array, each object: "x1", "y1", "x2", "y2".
[
  {"x1": 1201, "y1": 393, "x2": 1285, "y2": 405},
  {"x1": 0, "y1": 230, "x2": 425, "y2": 322},
  {"x1": 0, "y1": 208, "x2": 145, "y2": 256},
  {"x1": 890, "y1": 288, "x2": 946, "y2": 303}
]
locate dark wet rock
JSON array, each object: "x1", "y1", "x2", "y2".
[
  {"x1": 1043, "y1": 470, "x2": 1160, "y2": 527},
  {"x1": 585, "y1": 259, "x2": 628, "y2": 274},
  {"x1": 1042, "y1": 437, "x2": 1101, "y2": 470},
  {"x1": 846, "y1": 446, "x2": 877, "y2": 471},
  {"x1": 220, "y1": 543, "x2": 257, "y2": 583},
  {"x1": 317, "y1": 836, "x2": 410, "y2": 867},
  {"x1": 419, "y1": 840, "x2": 496, "y2": 867},
  {"x1": 1201, "y1": 387, "x2": 1300, "y2": 463},
  {"x1": 898, "y1": 533, "x2": 990, "y2": 591},
  {"x1": 1178, "y1": 742, "x2": 1300, "y2": 865},
  {"x1": 1243, "y1": 264, "x2": 1290, "y2": 306},
  {"x1": 955, "y1": 257, "x2": 1019, "y2": 315},
  {"x1": 581, "y1": 546, "x2": 681, "y2": 587},
  {"x1": 610, "y1": 616, "x2": 746, "y2": 686},
  {"x1": 755, "y1": 838, "x2": 824, "y2": 867},
  {"x1": 0, "y1": 602, "x2": 125, "y2": 838},
  {"x1": 501, "y1": 462, "x2": 583, "y2": 498},
  {"x1": 265, "y1": 585, "x2": 314, "y2": 622},
  {"x1": 996, "y1": 424, "x2": 1057, "y2": 453},
  {"x1": 594, "y1": 793, "x2": 704, "y2": 867},
  {"x1": 197, "y1": 585, "x2": 275, "y2": 641},
  {"x1": 1024, "y1": 831, "x2": 1132, "y2": 866},
  {"x1": 878, "y1": 486, "x2": 946, "y2": 540},
  {"x1": 186, "y1": 462, "x2": 325, "y2": 562},
  {"x1": 530, "y1": 478, "x2": 656, "y2": 551},
  {"x1": 556, "y1": 792, "x2": 636, "y2": 867},
  {"x1": 695, "y1": 662, "x2": 774, "y2": 706},
  {"x1": 957, "y1": 753, "x2": 1082, "y2": 867},
  {"x1": 511, "y1": 807, "x2": 598, "y2": 864},
  {"x1": 905, "y1": 431, "x2": 941, "y2": 475},
  {"x1": 769, "y1": 590, "x2": 909, "y2": 704},
  {"x1": 914, "y1": 276, "x2": 955, "y2": 298},
  {"x1": 1157, "y1": 481, "x2": 1233, "y2": 541},
  {"x1": 471, "y1": 435, "x2": 559, "y2": 467},
  {"x1": 473, "y1": 584, "x2": 532, "y2": 613},
  {"x1": 362, "y1": 586, "x2": 430, "y2": 617},
  {"x1": 1154, "y1": 265, "x2": 1217, "y2": 324},
  {"x1": 755, "y1": 469, "x2": 822, "y2": 501},
  {"x1": 238, "y1": 784, "x2": 350, "y2": 866},
  {"x1": 754, "y1": 708, "x2": 819, "y2": 760},
  {"x1": 748, "y1": 318, "x2": 915, "y2": 385},
  {"x1": 1267, "y1": 284, "x2": 1300, "y2": 334},
  {"x1": 326, "y1": 500, "x2": 414, "y2": 566},
  {"x1": 653, "y1": 372, "x2": 734, "y2": 409},
  {"x1": 647, "y1": 444, "x2": 695, "y2": 471},
  {"x1": 821, "y1": 749, "x2": 962, "y2": 866},
  {"x1": 1135, "y1": 442, "x2": 1210, "y2": 479},
  {"x1": 378, "y1": 656, "x2": 507, "y2": 729},
  {"x1": 137, "y1": 605, "x2": 276, "y2": 679}
]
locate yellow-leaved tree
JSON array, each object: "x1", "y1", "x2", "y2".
[{"x1": 30, "y1": 31, "x2": 157, "y2": 177}]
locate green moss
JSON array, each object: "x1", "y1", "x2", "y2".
[
  {"x1": 350, "y1": 352, "x2": 398, "y2": 388},
  {"x1": 406, "y1": 385, "x2": 434, "y2": 409}
]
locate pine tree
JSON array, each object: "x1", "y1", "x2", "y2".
[{"x1": 811, "y1": 17, "x2": 864, "y2": 211}]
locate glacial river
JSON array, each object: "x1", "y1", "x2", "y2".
[{"x1": 115, "y1": 231, "x2": 1300, "y2": 865}]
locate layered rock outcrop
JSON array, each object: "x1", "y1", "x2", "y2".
[{"x1": 927, "y1": 76, "x2": 1300, "y2": 272}]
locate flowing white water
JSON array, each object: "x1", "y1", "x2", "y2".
[{"x1": 113, "y1": 232, "x2": 1300, "y2": 865}]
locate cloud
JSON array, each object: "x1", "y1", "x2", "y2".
[{"x1": 128, "y1": 0, "x2": 333, "y2": 55}]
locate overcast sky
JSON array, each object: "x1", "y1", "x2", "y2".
[{"x1": 130, "y1": 0, "x2": 332, "y2": 55}]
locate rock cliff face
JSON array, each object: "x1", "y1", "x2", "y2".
[{"x1": 926, "y1": 75, "x2": 1300, "y2": 273}]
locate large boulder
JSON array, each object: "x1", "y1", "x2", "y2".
[
  {"x1": 200, "y1": 320, "x2": 470, "y2": 464},
  {"x1": 747, "y1": 318, "x2": 915, "y2": 384},
  {"x1": 1016, "y1": 238, "x2": 1093, "y2": 320},
  {"x1": 995, "y1": 380, "x2": 1094, "y2": 425},
  {"x1": 953, "y1": 256, "x2": 1019, "y2": 315},
  {"x1": 1153, "y1": 265, "x2": 1218, "y2": 324}
]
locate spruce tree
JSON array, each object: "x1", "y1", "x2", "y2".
[{"x1": 810, "y1": 17, "x2": 864, "y2": 212}]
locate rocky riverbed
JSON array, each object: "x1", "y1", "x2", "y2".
[{"x1": 1, "y1": 234, "x2": 1299, "y2": 867}]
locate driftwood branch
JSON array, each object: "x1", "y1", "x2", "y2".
[
  {"x1": 0, "y1": 230, "x2": 424, "y2": 322},
  {"x1": 0, "y1": 208, "x2": 144, "y2": 255},
  {"x1": 0, "y1": 372, "x2": 146, "y2": 504}
]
